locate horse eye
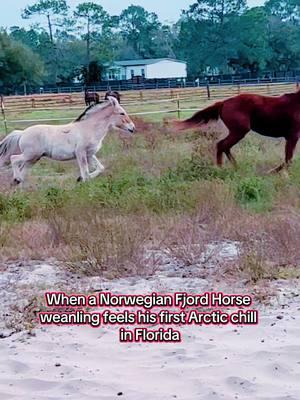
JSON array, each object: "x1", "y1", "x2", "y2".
[{"x1": 120, "y1": 112, "x2": 125, "y2": 116}]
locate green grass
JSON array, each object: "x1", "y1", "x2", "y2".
[
  {"x1": 0, "y1": 137, "x2": 295, "y2": 222},
  {"x1": 0, "y1": 107, "x2": 298, "y2": 223}
]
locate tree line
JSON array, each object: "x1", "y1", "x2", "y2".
[{"x1": 0, "y1": 0, "x2": 300, "y2": 91}]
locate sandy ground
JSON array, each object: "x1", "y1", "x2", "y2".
[
  {"x1": 0, "y1": 281, "x2": 299, "y2": 400},
  {"x1": 0, "y1": 243, "x2": 299, "y2": 400}
]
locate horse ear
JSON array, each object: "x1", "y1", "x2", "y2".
[{"x1": 107, "y1": 96, "x2": 118, "y2": 107}]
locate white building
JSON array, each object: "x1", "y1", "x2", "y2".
[{"x1": 105, "y1": 58, "x2": 187, "y2": 81}]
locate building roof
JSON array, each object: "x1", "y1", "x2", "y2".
[{"x1": 109, "y1": 58, "x2": 186, "y2": 67}]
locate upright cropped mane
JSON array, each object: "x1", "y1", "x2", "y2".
[{"x1": 74, "y1": 101, "x2": 111, "y2": 122}]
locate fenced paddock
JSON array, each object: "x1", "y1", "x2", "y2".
[
  {"x1": 0, "y1": 78, "x2": 300, "y2": 296},
  {"x1": 1, "y1": 81, "x2": 299, "y2": 134}
]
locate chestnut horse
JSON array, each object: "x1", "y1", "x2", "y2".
[
  {"x1": 84, "y1": 89, "x2": 100, "y2": 106},
  {"x1": 85, "y1": 90, "x2": 121, "y2": 106},
  {"x1": 175, "y1": 90, "x2": 300, "y2": 172},
  {"x1": 105, "y1": 91, "x2": 121, "y2": 103}
]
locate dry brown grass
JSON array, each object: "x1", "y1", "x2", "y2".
[
  {"x1": 162, "y1": 215, "x2": 217, "y2": 266},
  {"x1": 261, "y1": 212, "x2": 300, "y2": 267},
  {"x1": 0, "y1": 220, "x2": 60, "y2": 261},
  {"x1": 45, "y1": 208, "x2": 159, "y2": 278},
  {"x1": 219, "y1": 209, "x2": 300, "y2": 283},
  {"x1": 1, "y1": 201, "x2": 299, "y2": 285},
  {"x1": 0, "y1": 209, "x2": 162, "y2": 278}
]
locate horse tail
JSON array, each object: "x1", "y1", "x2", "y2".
[
  {"x1": 174, "y1": 101, "x2": 224, "y2": 130},
  {"x1": 0, "y1": 130, "x2": 22, "y2": 166}
]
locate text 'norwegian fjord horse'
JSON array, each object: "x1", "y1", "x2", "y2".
[{"x1": 175, "y1": 90, "x2": 300, "y2": 172}]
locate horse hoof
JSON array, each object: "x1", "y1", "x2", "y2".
[
  {"x1": 77, "y1": 176, "x2": 83, "y2": 182},
  {"x1": 13, "y1": 178, "x2": 21, "y2": 185},
  {"x1": 267, "y1": 165, "x2": 284, "y2": 174}
]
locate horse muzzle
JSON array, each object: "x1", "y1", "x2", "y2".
[
  {"x1": 124, "y1": 124, "x2": 136, "y2": 134},
  {"x1": 115, "y1": 123, "x2": 135, "y2": 135}
]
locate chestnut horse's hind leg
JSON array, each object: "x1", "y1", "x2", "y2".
[
  {"x1": 268, "y1": 136, "x2": 298, "y2": 174},
  {"x1": 216, "y1": 130, "x2": 248, "y2": 167},
  {"x1": 224, "y1": 148, "x2": 238, "y2": 168},
  {"x1": 285, "y1": 136, "x2": 298, "y2": 166}
]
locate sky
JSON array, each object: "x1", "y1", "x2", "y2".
[{"x1": 0, "y1": 0, "x2": 265, "y2": 28}]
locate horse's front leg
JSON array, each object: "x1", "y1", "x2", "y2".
[
  {"x1": 75, "y1": 150, "x2": 89, "y2": 182},
  {"x1": 88, "y1": 155, "x2": 105, "y2": 179}
]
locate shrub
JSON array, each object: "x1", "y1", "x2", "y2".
[
  {"x1": 47, "y1": 208, "x2": 153, "y2": 278},
  {"x1": 42, "y1": 187, "x2": 68, "y2": 210},
  {"x1": 0, "y1": 194, "x2": 32, "y2": 221},
  {"x1": 235, "y1": 176, "x2": 273, "y2": 207}
]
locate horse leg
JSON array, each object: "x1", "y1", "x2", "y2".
[
  {"x1": 10, "y1": 154, "x2": 34, "y2": 185},
  {"x1": 216, "y1": 130, "x2": 247, "y2": 167},
  {"x1": 18, "y1": 160, "x2": 36, "y2": 185},
  {"x1": 224, "y1": 148, "x2": 237, "y2": 168},
  {"x1": 285, "y1": 136, "x2": 298, "y2": 166},
  {"x1": 76, "y1": 150, "x2": 89, "y2": 182},
  {"x1": 268, "y1": 136, "x2": 298, "y2": 174},
  {"x1": 88, "y1": 155, "x2": 105, "y2": 179},
  {"x1": 10, "y1": 154, "x2": 25, "y2": 184}
]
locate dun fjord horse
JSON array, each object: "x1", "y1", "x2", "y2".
[
  {"x1": 175, "y1": 90, "x2": 300, "y2": 172},
  {"x1": 0, "y1": 97, "x2": 135, "y2": 185}
]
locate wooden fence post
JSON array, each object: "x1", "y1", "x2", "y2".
[
  {"x1": 0, "y1": 95, "x2": 8, "y2": 135},
  {"x1": 177, "y1": 95, "x2": 181, "y2": 119},
  {"x1": 206, "y1": 82, "x2": 211, "y2": 99}
]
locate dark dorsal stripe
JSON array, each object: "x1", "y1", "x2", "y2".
[{"x1": 74, "y1": 101, "x2": 108, "y2": 122}]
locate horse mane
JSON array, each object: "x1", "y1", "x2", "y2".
[{"x1": 74, "y1": 101, "x2": 110, "y2": 122}]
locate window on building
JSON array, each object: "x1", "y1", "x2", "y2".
[
  {"x1": 131, "y1": 69, "x2": 134, "y2": 78},
  {"x1": 141, "y1": 68, "x2": 145, "y2": 77},
  {"x1": 108, "y1": 69, "x2": 121, "y2": 80}
]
